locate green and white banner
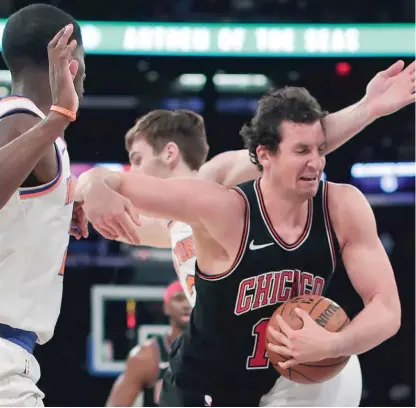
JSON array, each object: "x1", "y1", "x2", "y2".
[{"x1": 0, "y1": 21, "x2": 414, "y2": 57}]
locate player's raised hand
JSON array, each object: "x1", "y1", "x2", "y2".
[
  {"x1": 266, "y1": 308, "x2": 338, "y2": 369},
  {"x1": 364, "y1": 60, "x2": 415, "y2": 118},
  {"x1": 47, "y1": 24, "x2": 79, "y2": 114}
]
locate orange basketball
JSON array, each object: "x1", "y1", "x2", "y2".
[{"x1": 266, "y1": 294, "x2": 350, "y2": 384}]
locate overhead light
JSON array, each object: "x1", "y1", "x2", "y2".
[
  {"x1": 173, "y1": 74, "x2": 207, "y2": 92},
  {"x1": 213, "y1": 73, "x2": 270, "y2": 92}
]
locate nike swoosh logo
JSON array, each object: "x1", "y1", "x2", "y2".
[
  {"x1": 159, "y1": 362, "x2": 170, "y2": 369},
  {"x1": 249, "y1": 240, "x2": 274, "y2": 250}
]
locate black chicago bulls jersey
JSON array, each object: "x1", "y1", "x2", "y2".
[{"x1": 169, "y1": 179, "x2": 340, "y2": 406}]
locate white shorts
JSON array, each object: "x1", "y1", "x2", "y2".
[
  {"x1": 259, "y1": 354, "x2": 362, "y2": 407},
  {"x1": 0, "y1": 338, "x2": 44, "y2": 407}
]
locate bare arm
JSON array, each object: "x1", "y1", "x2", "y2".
[
  {"x1": 200, "y1": 61, "x2": 415, "y2": 188},
  {"x1": 117, "y1": 214, "x2": 171, "y2": 249},
  {"x1": 77, "y1": 167, "x2": 246, "y2": 272},
  {"x1": 106, "y1": 344, "x2": 158, "y2": 407},
  {"x1": 0, "y1": 112, "x2": 70, "y2": 209},
  {"x1": 198, "y1": 149, "x2": 260, "y2": 187},
  {"x1": 78, "y1": 167, "x2": 242, "y2": 238},
  {"x1": 322, "y1": 99, "x2": 374, "y2": 154},
  {"x1": 328, "y1": 183, "x2": 401, "y2": 357}
]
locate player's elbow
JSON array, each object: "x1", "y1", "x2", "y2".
[
  {"x1": 388, "y1": 304, "x2": 401, "y2": 337},
  {"x1": 378, "y1": 293, "x2": 401, "y2": 338}
]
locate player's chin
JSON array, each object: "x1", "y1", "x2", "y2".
[
  {"x1": 177, "y1": 315, "x2": 191, "y2": 328},
  {"x1": 297, "y1": 182, "x2": 319, "y2": 197}
]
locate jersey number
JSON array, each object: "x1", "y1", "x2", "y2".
[{"x1": 246, "y1": 318, "x2": 270, "y2": 370}]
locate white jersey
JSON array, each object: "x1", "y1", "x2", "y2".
[
  {"x1": 0, "y1": 96, "x2": 73, "y2": 344},
  {"x1": 168, "y1": 221, "x2": 196, "y2": 307}
]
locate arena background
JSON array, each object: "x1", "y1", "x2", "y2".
[{"x1": 0, "y1": 0, "x2": 415, "y2": 406}]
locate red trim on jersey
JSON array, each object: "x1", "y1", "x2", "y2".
[
  {"x1": 197, "y1": 187, "x2": 250, "y2": 281},
  {"x1": 255, "y1": 179, "x2": 312, "y2": 250},
  {"x1": 323, "y1": 181, "x2": 337, "y2": 272}
]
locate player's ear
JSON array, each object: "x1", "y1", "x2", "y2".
[
  {"x1": 163, "y1": 142, "x2": 180, "y2": 169},
  {"x1": 256, "y1": 145, "x2": 271, "y2": 170}
]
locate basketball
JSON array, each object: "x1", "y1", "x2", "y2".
[{"x1": 266, "y1": 295, "x2": 350, "y2": 384}]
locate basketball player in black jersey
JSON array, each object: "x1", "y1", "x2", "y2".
[
  {"x1": 106, "y1": 282, "x2": 191, "y2": 407},
  {"x1": 78, "y1": 84, "x2": 410, "y2": 406}
]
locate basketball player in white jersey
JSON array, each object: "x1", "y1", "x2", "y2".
[{"x1": 0, "y1": 5, "x2": 92, "y2": 406}]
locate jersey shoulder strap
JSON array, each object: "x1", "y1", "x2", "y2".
[
  {"x1": 154, "y1": 334, "x2": 170, "y2": 363},
  {"x1": 0, "y1": 96, "x2": 45, "y2": 119}
]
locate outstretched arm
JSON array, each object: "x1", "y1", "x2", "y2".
[
  {"x1": 77, "y1": 167, "x2": 244, "y2": 249},
  {"x1": 199, "y1": 60, "x2": 415, "y2": 187},
  {"x1": 328, "y1": 183, "x2": 400, "y2": 356}
]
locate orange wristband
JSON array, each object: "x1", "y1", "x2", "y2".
[{"x1": 50, "y1": 105, "x2": 76, "y2": 122}]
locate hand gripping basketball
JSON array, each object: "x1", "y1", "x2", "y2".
[
  {"x1": 47, "y1": 24, "x2": 79, "y2": 118},
  {"x1": 265, "y1": 295, "x2": 350, "y2": 384}
]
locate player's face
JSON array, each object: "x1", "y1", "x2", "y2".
[
  {"x1": 129, "y1": 138, "x2": 171, "y2": 179},
  {"x1": 165, "y1": 291, "x2": 192, "y2": 330},
  {"x1": 72, "y1": 46, "x2": 86, "y2": 100},
  {"x1": 260, "y1": 120, "x2": 326, "y2": 199}
]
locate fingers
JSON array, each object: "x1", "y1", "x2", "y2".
[
  {"x1": 124, "y1": 201, "x2": 142, "y2": 228},
  {"x1": 294, "y1": 308, "x2": 313, "y2": 324},
  {"x1": 381, "y1": 60, "x2": 404, "y2": 77},
  {"x1": 268, "y1": 326, "x2": 293, "y2": 348},
  {"x1": 267, "y1": 343, "x2": 293, "y2": 357},
  {"x1": 62, "y1": 39, "x2": 78, "y2": 60},
  {"x1": 79, "y1": 216, "x2": 89, "y2": 239},
  {"x1": 404, "y1": 60, "x2": 416, "y2": 76},
  {"x1": 48, "y1": 26, "x2": 67, "y2": 49},
  {"x1": 115, "y1": 214, "x2": 141, "y2": 245},
  {"x1": 56, "y1": 24, "x2": 74, "y2": 53},
  {"x1": 73, "y1": 200, "x2": 84, "y2": 212},
  {"x1": 69, "y1": 59, "x2": 79, "y2": 81},
  {"x1": 276, "y1": 314, "x2": 295, "y2": 336},
  {"x1": 93, "y1": 223, "x2": 119, "y2": 241},
  {"x1": 70, "y1": 226, "x2": 82, "y2": 240},
  {"x1": 48, "y1": 24, "x2": 76, "y2": 66},
  {"x1": 96, "y1": 211, "x2": 140, "y2": 245},
  {"x1": 278, "y1": 359, "x2": 298, "y2": 370}
]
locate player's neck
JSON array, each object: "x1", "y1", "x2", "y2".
[
  {"x1": 259, "y1": 177, "x2": 308, "y2": 227},
  {"x1": 169, "y1": 162, "x2": 197, "y2": 179},
  {"x1": 169, "y1": 326, "x2": 183, "y2": 342},
  {"x1": 11, "y1": 71, "x2": 52, "y2": 115}
]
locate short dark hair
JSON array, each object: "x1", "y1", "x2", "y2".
[
  {"x1": 2, "y1": 4, "x2": 82, "y2": 75},
  {"x1": 240, "y1": 87, "x2": 328, "y2": 171},
  {"x1": 125, "y1": 109, "x2": 209, "y2": 171}
]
